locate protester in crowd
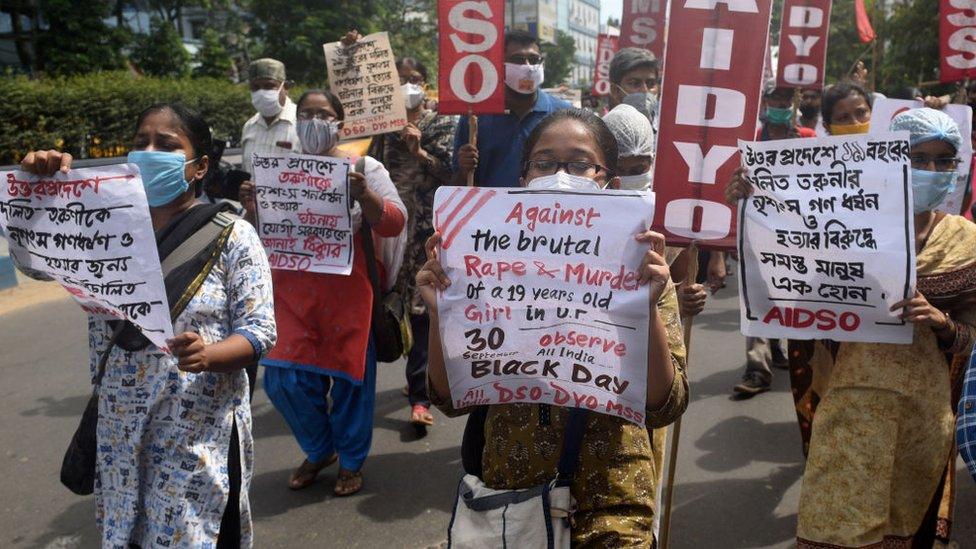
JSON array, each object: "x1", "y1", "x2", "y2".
[
  {"x1": 797, "y1": 89, "x2": 824, "y2": 135},
  {"x1": 607, "y1": 47, "x2": 660, "y2": 126},
  {"x1": 240, "y1": 87, "x2": 407, "y2": 496},
  {"x1": 421, "y1": 108, "x2": 689, "y2": 546},
  {"x1": 452, "y1": 29, "x2": 572, "y2": 187},
  {"x1": 15, "y1": 103, "x2": 277, "y2": 547},
  {"x1": 241, "y1": 58, "x2": 301, "y2": 175},
  {"x1": 821, "y1": 80, "x2": 874, "y2": 135},
  {"x1": 728, "y1": 107, "x2": 976, "y2": 547},
  {"x1": 367, "y1": 56, "x2": 455, "y2": 431}
]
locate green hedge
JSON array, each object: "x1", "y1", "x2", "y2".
[{"x1": 0, "y1": 72, "x2": 292, "y2": 165}]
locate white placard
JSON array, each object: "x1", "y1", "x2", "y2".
[
  {"x1": 737, "y1": 132, "x2": 916, "y2": 344},
  {"x1": 434, "y1": 186, "x2": 654, "y2": 424},
  {"x1": 870, "y1": 98, "x2": 973, "y2": 215},
  {"x1": 323, "y1": 32, "x2": 408, "y2": 140},
  {"x1": 1, "y1": 165, "x2": 173, "y2": 349},
  {"x1": 252, "y1": 153, "x2": 353, "y2": 275}
]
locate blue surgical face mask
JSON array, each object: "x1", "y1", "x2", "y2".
[
  {"x1": 127, "y1": 150, "x2": 196, "y2": 207},
  {"x1": 911, "y1": 168, "x2": 957, "y2": 214}
]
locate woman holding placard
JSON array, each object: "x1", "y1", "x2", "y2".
[
  {"x1": 728, "y1": 108, "x2": 976, "y2": 547},
  {"x1": 240, "y1": 88, "x2": 407, "y2": 496},
  {"x1": 16, "y1": 103, "x2": 277, "y2": 547},
  {"x1": 417, "y1": 108, "x2": 689, "y2": 546}
]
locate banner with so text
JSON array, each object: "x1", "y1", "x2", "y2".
[
  {"x1": 434, "y1": 186, "x2": 654, "y2": 424},
  {"x1": 591, "y1": 34, "x2": 619, "y2": 97},
  {"x1": 941, "y1": 0, "x2": 976, "y2": 83},
  {"x1": 619, "y1": 0, "x2": 666, "y2": 61},
  {"x1": 0, "y1": 165, "x2": 173, "y2": 350},
  {"x1": 323, "y1": 32, "x2": 407, "y2": 139},
  {"x1": 438, "y1": 0, "x2": 506, "y2": 115},
  {"x1": 252, "y1": 153, "x2": 354, "y2": 275},
  {"x1": 736, "y1": 132, "x2": 916, "y2": 344},
  {"x1": 870, "y1": 98, "x2": 974, "y2": 216},
  {"x1": 776, "y1": 0, "x2": 831, "y2": 89},
  {"x1": 651, "y1": 0, "x2": 774, "y2": 250}
]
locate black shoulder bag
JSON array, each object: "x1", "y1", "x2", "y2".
[
  {"x1": 354, "y1": 157, "x2": 412, "y2": 364},
  {"x1": 59, "y1": 207, "x2": 239, "y2": 495}
]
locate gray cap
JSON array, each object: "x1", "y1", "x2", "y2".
[
  {"x1": 248, "y1": 58, "x2": 286, "y2": 82},
  {"x1": 609, "y1": 47, "x2": 658, "y2": 85}
]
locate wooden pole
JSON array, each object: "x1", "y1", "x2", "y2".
[
  {"x1": 659, "y1": 242, "x2": 700, "y2": 549},
  {"x1": 467, "y1": 109, "x2": 478, "y2": 187}
]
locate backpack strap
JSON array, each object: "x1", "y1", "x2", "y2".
[
  {"x1": 160, "y1": 211, "x2": 237, "y2": 276},
  {"x1": 556, "y1": 408, "x2": 590, "y2": 482},
  {"x1": 354, "y1": 158, "x2": 384, "y2": 326}
]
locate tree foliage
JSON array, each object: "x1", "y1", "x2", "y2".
[
  {"x1": 131, "y1": 18, "x2": 191, "y2": 78},
  {"x1": 194, "y1": 28, "x2": 234, "y2": 79},
  {"x1": 35, "y1": 0, "x2": 128, "y2": 76},
  {"x1": 542, "y1": 30, "x2": 577, "y2": 87}
]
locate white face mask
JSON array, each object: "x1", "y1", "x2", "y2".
[
  {"x1": 618, "y1": 171, "x2": 653, "y2": 191},
  {"x1": 297, "y1": 118, "x2": 340, "y2": 155},
  {"x1": 505, "y1": 63, "x2": 545, "y2": 94},
  {"x1": 526, "y1": 171, "x2": 604, "y2": 191},
  {"x1": 402, "y1": 83, "x2": 425, "y2": 110},
  {"x1": 251, "y1": 85, "x2": 284, "y2": 118}
]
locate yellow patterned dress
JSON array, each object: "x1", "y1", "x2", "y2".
[
  {"x1": 797, "y1": 214, "x2": 976, "y2": 548},
  {"x1": 433, "y1": 281, "x2": 689, "y2": 547}
]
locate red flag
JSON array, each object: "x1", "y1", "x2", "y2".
[
  {"x1": 855, "y1": 0, "x2": 875, "y2": 43},
  {"x1": 591, "y1": 34, "x2": 619, "y2": 96},
  {"x1": 619, "y1": 0, "x2": 667, "y2": 61},
  {"x1": 775, "y1": 0, "x2": 832, "y2": 90},
  {"x1": 940, "y1": 0, "x2": 976, "y2": 83}
]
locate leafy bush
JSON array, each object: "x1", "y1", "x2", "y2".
[{"x1": 0, "y1": 72, "x2": 273, "y2": 165}]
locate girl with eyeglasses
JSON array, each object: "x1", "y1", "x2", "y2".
[{"x1": 417, "y1": 108, "x2": 689, "y2": 546}]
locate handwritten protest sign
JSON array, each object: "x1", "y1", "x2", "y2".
[
  {"x1": 870, "y1": 98, "x2": 973, "y2": 215},
  {"x1": 737, "y1": 132, "x2": 916, "y2": 344},
  {"x1": 434, "y1": 186, "x2": 653, "y2": 423},
  {"x1": 0, "y1": 165, "x2": 173, "y2": 349},
  {"x1": 323, "y1": 32, "x2": 407, "y2": 139},
  {"x1": 252, "y1": 153, "x2": 353, "y2": 275}
]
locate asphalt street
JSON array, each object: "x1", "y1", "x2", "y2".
[{"x1": 1, "y1": 281, "x2": 974, "y2": 548}]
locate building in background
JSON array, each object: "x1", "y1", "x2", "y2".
[
  {"x1": 509, "y1": 0, "x2": 558, "y2": 45},
  {"x1": 565, "y1": 0, "x2": 600, "y2": 86}
]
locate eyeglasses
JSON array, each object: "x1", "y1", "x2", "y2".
[
  {"x1": 910, "y1": 154, "x2": 961, "y2": 171},
  {"x1": 524, "y1": 160, "x2": 606, "y2": 177},
  {"x1": 399, "y1": 75, "x2": 424, "y2": 85},
  {"x1": 507, "y1": 54, "x2": 545, "y2": 65},
  {"x1": 297, "y1": 111, "x2": 337, "y2": 122}
]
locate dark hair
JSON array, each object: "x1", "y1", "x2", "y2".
[
  {"x1": 892, "y1": 86, "x2": 922, "y2": 100},
  {"x1": 396, "y1": 57, "x2": 429, "y2": 82},
  {"x1": 821, "y1": 81, "x2": 873, "y2": 125},
  {"x1": 505, "y1": 29, "x2": 540, "y2": 51},
  {"x1": 609, "y1": 47, "x2": 658, "y2": 85},
  {"x1": 297, "y1": 89, "x2": 345, "y2": 121},
  {"x1": 135, "y1": 103, "x2": 213, "y2": 195},
  {"x1": 521, "y1": 108, "x2": 619, "y2": 177}
]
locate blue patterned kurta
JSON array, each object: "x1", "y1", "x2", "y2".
[
  {"x1": 958, "y1": 351, "x2": 976, "y2": 482},
  {"x1": 87, "y1": 220, "x2": 276, "y2": 548}
]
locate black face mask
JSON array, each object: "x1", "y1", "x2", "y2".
[{"x1": 799, "y1": 104, "x2": 819, "y2": 119}]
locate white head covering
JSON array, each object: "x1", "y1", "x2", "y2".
[
  {"x1": 603, "y1": 104, "x2": 655, "y2": 159},
  {"x1": 889, "y1": 107, "x2": 963, "y2": 152}
]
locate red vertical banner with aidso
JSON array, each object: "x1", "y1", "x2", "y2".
[
  {"x1": 438, "y1": 0, "x2": 506, "y2": 114},
  {"x1": 591, "y1": 34, "x2": 619, "y2": 96},
  {"x1": 776, "y1": 0, "x2": 831, "y2": 89},
  {"x1": 620, "y1": 0, "x2": 667, "y2": 60},
  {"x1": 941, "y1": 0, "x2": 976, "y2": 83},
  {"x1": 651, "y1": 0, "x2": 774, "y2": 250}
]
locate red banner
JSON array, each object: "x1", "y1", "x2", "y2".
[
  {"x1": 650, "y1": 0, "x2": 773, "y2": 250},
  {"x1": 941, "y1": 0, "x2": 976, "y2": 83},
  {"x1": 775, "y1": 0, "x2": 831, "y2": 89},
  {"x1": 437, "y1": 0, "x2": 506, "y2": 115},
  {"x1": 619, "y1": 0, "x2": 667, "y2": 60},
  {"x1": 591, "y1": 34, "x2": 619, "y2": 96}
]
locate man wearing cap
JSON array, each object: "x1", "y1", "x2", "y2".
[{"x1": 241, "y1": 58, "x2": 301, "y2": 175}]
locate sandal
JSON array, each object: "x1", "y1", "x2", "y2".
[
  {"x1": 410, "y1": 404, "x2": 434, "y2": 426},
  {"x1": 334, "y1": 468, "x2": 363, "y2": 496},
  {"x1": 288, "y1": 453, "x2": 338, "y2": 490}
]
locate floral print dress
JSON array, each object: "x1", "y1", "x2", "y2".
[{"x1": 88, "y1": 220, "x2": 276, "y2": 548}]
